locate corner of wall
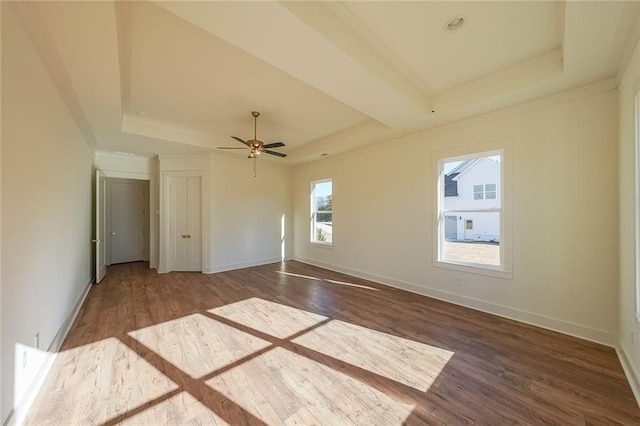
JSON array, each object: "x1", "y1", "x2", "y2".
[{"x1": 618, "y1": 342, "x2": 640, "y2": 407}]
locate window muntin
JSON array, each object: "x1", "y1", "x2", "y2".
[
  {"x1": 438, "y1": 153, "x2": 503, "y2": 270},
  {"x1": 311, "y1": 179, "x2": 332, "y2": 244}
]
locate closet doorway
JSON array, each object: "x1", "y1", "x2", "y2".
[{"x1": 106, "y1": 178, "x2": 149, "y2": 265}]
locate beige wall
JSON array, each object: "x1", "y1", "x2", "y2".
[
  {"x1": 618, "y1": 32, "x2": 640, "y2": 394},
  {"x1": 1, "y1": 5, "x2": 93, "y2": 422},
  {"x1": 209, "y1": 154, "x2": 292, "y2": 272},
  {"x1": 155, "y1": 153, "x2": 292, "y2": 274},
  {"x1": 293, "y1": 87, "x2": 619, "y2": 345}
]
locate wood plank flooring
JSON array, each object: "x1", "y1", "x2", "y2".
[{"x1": 24, "y1": 261, "x2": 640, "y2": 425}]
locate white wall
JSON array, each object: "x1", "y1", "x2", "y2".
[
  {"x1": 1, "y1": 5, "x2": 93, "y2": 423},
  {"x1": 293, "y1": 84, "x2": 619, "y2": 345},
  {"x1": 618, "y1": 28, "x2": 640, "y2": 397}
]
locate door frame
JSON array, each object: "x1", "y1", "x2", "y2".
[
  {"x1": 159, "y1": 170, "x2": 210, "y2": 273},
  {"x1": 94, "y1": 170, "x2": 107, "y2": 283},
  {"x1": 96, "y1": 169, "x2": 157, "y2": 270}
]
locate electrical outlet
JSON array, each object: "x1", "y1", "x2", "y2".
[
  {"x1": 456, "y1": 276, "x2": 464, "y2": 286},
  {"x1": 35, "y1": 332, "x2": 40, "y2": 350}
]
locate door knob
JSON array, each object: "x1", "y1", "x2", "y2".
[
  {"x1": 92, "y1": 238, "x2": 103, "y2": 243},
  {"x1": 111, "y1": 232, "x2": 116, "y2": 235}
]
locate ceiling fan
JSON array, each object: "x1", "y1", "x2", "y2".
[{"x1": 217, "y1": 111, "x2": 287, "y2": 159}]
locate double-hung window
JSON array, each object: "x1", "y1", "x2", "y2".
[
  {"x1": 434, "y1": 142, "x2": 512, "y2": 277},
  {"x1": 311, "y1": 179, "x2": 332, "y2": 244}
]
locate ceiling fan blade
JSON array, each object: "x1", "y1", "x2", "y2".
[
  {"x1": 264, "y1": 149, "x2": 287, "y2": 158},
  {"x1": 217, "y1": 147, "x2": 247, "y2": 149},
  {"x1": 231, "y1": 136, "x2": 249, "y2": 146},
  {"x1": 263, "y1": 142, "x2": 285, "y2": 149}
]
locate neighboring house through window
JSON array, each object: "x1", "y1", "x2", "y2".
[
  {"x1": 433, "y1": 141, "x2": 513, "y2": 278},
  {"x1": 311, "y1": 179, "x2": 332, "y2": 244}
]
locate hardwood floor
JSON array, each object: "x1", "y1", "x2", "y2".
[{"x1": 25, "y1": 261, "x2": 640, "y2": 425}]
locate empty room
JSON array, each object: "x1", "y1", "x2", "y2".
[{"x1": 2, "y1": 0, "x2": 640, "y2": 424}]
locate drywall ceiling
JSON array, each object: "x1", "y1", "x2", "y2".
[{"x1": 10, "y1": 1, "x2": 640, "y2": 164}]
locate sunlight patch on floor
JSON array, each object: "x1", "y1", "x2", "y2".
[
  {"x1": 293, "y1": 320, "x2": 454, "y2": 392},
  {"x1": 206, "y1": 347, "x2": 414, "y2": 425},
  {"x1": 118, "y1": 392, "x2": 229, "y2": 425},
  {"x1": 128, "y1": 313, "x2": 271, "y2": 378},
  {"x1": 24, "y1": 337, "x2": 178, "y2": 425},
  {"x1": 209, "y1": 297, "x2": 328, "y2": 339},
  {"x1": 277, "y1": 270, "x2": 379, "y2": 291}
]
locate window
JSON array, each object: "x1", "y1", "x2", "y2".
[
  {"x1": 311, "y1": 179, "x2": 332, "y2": 244},
  {"x1": 473, "y1": 185, "x2": 484, "y2": 200},
  {"x1": 434, "y1": 142, "x2": 512, "y2": 278},
  {"x1": 473, "y1": 184, "x2": 496, "y2": 200},
  {"x1": 485, "y1": 184, "x2": 497, "y2": 199}
]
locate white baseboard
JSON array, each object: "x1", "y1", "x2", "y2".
[
  {"x1": 617, "y1": 343, "x2": 640, "y2": 407},
  {"x1": 5, "y1": 279, "x2": 93, "y2": 426},
  {"x1": 294, "y1": 256, "x2": 616, "y2": 347},
  {"x1": 205, "y1": 256, "x2": 285, "y2": 274}
]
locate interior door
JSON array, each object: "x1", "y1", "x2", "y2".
[
  {"x1": 168, "y1": 175, "x2": 202, "y2": 272},
  {"x1": 109, "y1": 181, "x2": 145, "y2": 264},
  {"x1": 169, "y1": 176, "x2": 189, "y2": 271},
  {"x1": 187, "y1": 177, "x2": 202, "y2": 271},
  {"x1": 94, "y1": 170, "x2": 107, "y2": 283}
]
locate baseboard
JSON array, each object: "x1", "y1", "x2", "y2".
[
  {"x1": 294, "y1": 256, "x2": 616, "y2": 347},
  {"x1": 617, "y1": 343, "x2": 640, "y2": 407},
  {"x1": 5, "y1": 278, "x2": 93, "y2": 426},
  {"x1": 205, "y1": 256, "x2": 284, "y2": 274}
]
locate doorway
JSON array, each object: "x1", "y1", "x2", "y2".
[{"x1": 106, "y1": 178, "x2": 149, "y2": 265}]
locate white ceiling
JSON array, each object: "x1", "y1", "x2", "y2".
[{"x1": 12, "y1": 1, "x2": 640, "y2": 165}]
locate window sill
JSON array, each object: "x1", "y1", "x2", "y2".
[
  {"x1": 310, "y1": 241, "x2": 333, "y2": 249},
  {"x1": 433, "y1": 259, "x2": 513, "y2": 280}
]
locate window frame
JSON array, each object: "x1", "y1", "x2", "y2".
[
  {"x1": 310, "y1": 178, "x2": 333, "y2": 246},
  {"x1": 634, "y1": 89, "x2": 640, "y2": 321},
  {"x1": 432, "y1": 140, "x2": 513, "y2": 279}
]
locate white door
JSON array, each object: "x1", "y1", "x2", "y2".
[
  {"x1": 109, "y1": 181, "x2": 145, "y2": 264},
  {"x1": 169, "y1": 176, "x2": 202, "y2": 271},
  {"x1": 94, "y1": 170, "x2": 107, "y2": 283},
  {"x1": 187, "y1": 177, "x2": 202, "y2": 271}
]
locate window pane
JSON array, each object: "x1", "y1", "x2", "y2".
[
  {"x1": 438, "y1": 151, "x2": 506, "y2": 273},
  {"x1": 442, "y1": 211, "x2": 500, "y2": 266},
  {"x1": 311, "y1": 180, "x2": 332, "y2": 243}
]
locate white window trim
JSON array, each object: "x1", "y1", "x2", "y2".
[
  {"x1": 310, "y1": 178, "x2": 333, "y2": 246},
  {"x1": 432, "y1": 139, "x2": 513, "y2": 279},
  {"x1": 634, "y1": 88, "x2": 640, "y2": 323}
]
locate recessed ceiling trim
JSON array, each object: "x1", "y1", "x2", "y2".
[
  {"x1": 114, "y1": 1, "x2": 133, "y2": 117},
  {"x1": 152, "y1": 0, "x2": 432, "y2": 129},
  {"x1": 431, "y1": 49, "x2": 564, "y2": 111},
  {"x1": 121, "y1": 115, "x2": 224, "y2": 150},
  {"x1": 282, "y1": 1, "x2": 435, "y2": 110}
]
